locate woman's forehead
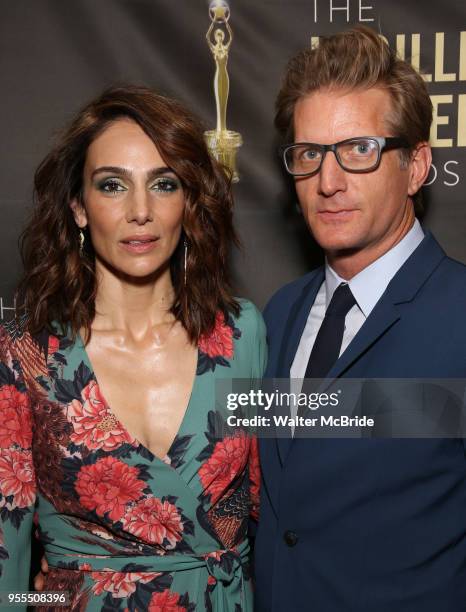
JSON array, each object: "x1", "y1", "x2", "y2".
[{"x1": 85, "y1": 119, "x2": 163, "y2": 172}]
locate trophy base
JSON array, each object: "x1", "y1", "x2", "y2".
[{"x1": 204, "y1": 130, "x2": 243, "y2": 183}]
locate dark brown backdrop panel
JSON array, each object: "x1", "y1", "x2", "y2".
[{"x1": 1, "y1": 0, "x2": 465, "y2": 317}]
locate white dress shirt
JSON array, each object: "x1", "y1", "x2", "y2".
[{"x1": 290, "y1": 219, "x2": 425, "y2": 381}]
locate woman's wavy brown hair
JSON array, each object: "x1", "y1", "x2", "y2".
[{"x1": 17, "y1": 85, "x2": 240, "y2": 343}]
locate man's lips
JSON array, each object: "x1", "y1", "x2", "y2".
[
  {"x1": 317, "y1": 209, "x2": 357, "y2": 220},
  {"x1": 317, "y1": 208, "x2": 356, "y2": 213}
]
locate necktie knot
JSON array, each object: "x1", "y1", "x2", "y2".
[{"x1": 326, "y1": 283, "x2": 356, "y2": 317}]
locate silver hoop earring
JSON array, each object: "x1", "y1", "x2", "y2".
[
  {"x1": 184, "y1": 237, "x2": 188, "y2": 285},
  {"x1": 79, "y1": 229, "x2": 85, "y2": 256}
]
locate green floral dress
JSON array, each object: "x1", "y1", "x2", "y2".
[{"x1": 0, "y1": 300, "x2": 266, "y2": 611}]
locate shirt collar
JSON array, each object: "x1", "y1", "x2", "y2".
[{"x1": 325, "y1": 218, "x2": 425, "y2": 317}]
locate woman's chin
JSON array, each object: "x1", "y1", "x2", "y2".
[{"x1": 96, "y1": 256, "x2": 170, "y2": 284}]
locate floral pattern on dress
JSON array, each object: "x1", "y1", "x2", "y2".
[
  {"x1": 66, "y1": 380, "x2": 137, "y2": 451},
  {"x1": 121, "y1": 496, "x2": 186, "y2": 549},
  {"x1": 0, "y1": 448, "x2": 36, "y2": 510},
  {"x1": 197, "y1": 312, "x2": 241, "y2": 374},
  {"x1": 0, "y1": 301, "x2": 266, "y2": 611},
  {"x1": 198, "y1": 430, "x2": 249, "y2": 506},
  {"x1": 0, "y1": 384, "x2": 32, "y2": 449},
  {"x1": 75, "y1": 457, "x2": 147, "y2": 522},
  {"x1": 148, "y1": 588, "x2": 195, "y2": 612},
  {"x1": 89, "y1": 568, "x2": 161, "y2": 598}
]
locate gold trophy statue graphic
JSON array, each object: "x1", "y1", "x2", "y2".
[{"x1": 204, "y1": 0, "x2": 242, "y2": 182}]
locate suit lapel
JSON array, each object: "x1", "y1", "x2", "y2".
[
  {"x1": 277, "y1": 269, "x2": 325, "y2": 377},
  {"x1": 323, "y1": 300, "x2": 400, "y2": 383},
  {"x1": 276, "y1": 269, "x2": 325, "y2": 463},
  {"x1": 323, "y1": 231, "x2": 446, "y2": 384}
]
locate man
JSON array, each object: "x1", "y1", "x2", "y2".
[{"x1": 255, "y1": 26, "x2": 466, "y2": 611}]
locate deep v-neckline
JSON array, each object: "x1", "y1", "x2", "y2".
[{"x1": 75, "y1": 331, "x2": 199, "y2": 465}]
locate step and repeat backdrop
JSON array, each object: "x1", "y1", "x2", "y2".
[{"x1": 0, "y1": 0, "x2": 464, "y2": 316}]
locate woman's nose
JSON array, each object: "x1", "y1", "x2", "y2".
[{"x1": 126, "y1": 189, "x2": 153, "y2": 224}]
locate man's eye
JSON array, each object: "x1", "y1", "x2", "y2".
[
  {"x1": 151, "y1": 178, "x2": 180, "y2": 193},
  {"x1": 302, "y1": 148, "x2": 320, "y2": 161},
  {"x1": 98, "y1": 179, "x2": 126, "y2": 193},
  {"x1": 352, "y1": 142, "x2": 374, "y2": 155}
]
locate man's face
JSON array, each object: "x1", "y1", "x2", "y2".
[{"x1": 293, "y1": 87, "x2": 415, "y2": 261}]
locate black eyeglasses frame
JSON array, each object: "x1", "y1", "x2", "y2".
[{"x1": 280, "y1": 136, "x2": 411, "y2": 177}]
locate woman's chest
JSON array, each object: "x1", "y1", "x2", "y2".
[{"x1": 77, "y1": 338, "x2": 198, "y2": 459}]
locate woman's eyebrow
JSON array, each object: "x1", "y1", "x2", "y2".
[
  {"x1": 91, "y1": 166, "x2": 174, "y2": 180},
  {"x1": 91, "y1": 166, "x2": 131, "y2": 179},
  {"x1": 146, "y1": 167, "x2": 176, "y2": 181}
]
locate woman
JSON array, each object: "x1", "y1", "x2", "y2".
[{"x1": 0, "y1": 86, "x2": 266, "y2": 611}]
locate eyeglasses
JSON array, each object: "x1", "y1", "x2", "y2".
[{"x1": 281, "y1": 136, "x2": 410, "y2": 177}]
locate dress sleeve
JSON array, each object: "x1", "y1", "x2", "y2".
[
  {"x1": 0, "y1": 328, "x2": 36, "y2": 599},
  {"x1": 248, "y1": 306, "x2": 267, "y2": 524},
  {"x1": 250, "y1": 306, "x2": 268, "y2": 381}
]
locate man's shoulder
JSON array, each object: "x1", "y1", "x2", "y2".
[
  {"x1": 419, "y1": 231, "x2": 466, "y2": 287},
  {"x1": 440, "y1": 252, "x2": 466, "y2": 278},
  {"x1": 433, "y1": 254, "x2": 466, "y2": 303}
]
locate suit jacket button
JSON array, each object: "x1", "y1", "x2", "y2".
[{"x1": 284, "y1": 530, "x2": 298, "y2": 547}]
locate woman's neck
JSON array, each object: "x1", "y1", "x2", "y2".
[{"x1": 92, "y1": 261, "x2": 176, "y2": 338}]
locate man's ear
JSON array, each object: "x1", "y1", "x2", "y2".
[
  {"x1": 407, "y1": 142, "x2": 432, "y2": 197},
  {"x1": 70, "y1": 198, "x2": 88, "y2": 228}
]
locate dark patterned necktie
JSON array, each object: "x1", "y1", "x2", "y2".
[{"x1": 304, "y1": 282, "x2": 356, "y2": 380}]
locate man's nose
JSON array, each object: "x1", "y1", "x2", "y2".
[
  {"x1": 318, "y1": 151, "x2": 347, "y2": 196},
  {"x1": 126, "y1": 189, "x2": 153, "y2": 224}
]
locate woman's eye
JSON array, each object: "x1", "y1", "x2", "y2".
[
  {"x1": 98, "y1": 179, "x2": 126, "y2": 193},
  {"x1": 151, "y1": 177, "x2": 180, "y2": 193}
]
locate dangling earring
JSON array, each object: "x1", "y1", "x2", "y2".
[
  {"x1": 183, "y1": 237, "x2": 188, "y2": 285},
  {"x1": 79, "y1": 229, "x2": 85, "y2": 256}
]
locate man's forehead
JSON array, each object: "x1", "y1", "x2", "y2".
[{"x1": 293, "y1": 87, "x2": 394, "y2": 141}]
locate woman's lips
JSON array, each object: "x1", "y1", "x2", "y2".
[{"x1": 119, "y1": 238, "x2": 159, "y2": 253}]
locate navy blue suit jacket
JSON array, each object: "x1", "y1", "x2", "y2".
[{"x1": 255, "y1": 232, "x2": 466, "y2": 611}]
